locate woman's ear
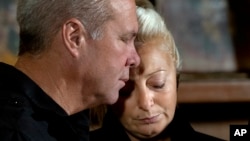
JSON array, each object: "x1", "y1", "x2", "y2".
[{"x1": 62, "y1": 18, "x2": 87, "y2": 58}]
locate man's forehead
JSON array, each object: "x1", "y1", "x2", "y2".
[{"x1": 110, "y1": 0, "x2": 136, "y2": 13}]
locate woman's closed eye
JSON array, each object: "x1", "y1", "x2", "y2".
[
  {"x1": 152, "y1": 83, "x2": 165, "y2": 89},
  {"x1": 147, "y1": 77, "x2": 166, "y2": 90}
]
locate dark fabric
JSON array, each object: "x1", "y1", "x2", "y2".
[
  {"x1": 0, "y1": 62, "x2": 89, "y2": 141},
  {"x1": 90, "y1": 107, "x2": 225, "y2": 141}
]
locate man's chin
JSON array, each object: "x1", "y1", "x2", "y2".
[{"x1": 103, "y1": 92, "x2": 119, "y2": 105}]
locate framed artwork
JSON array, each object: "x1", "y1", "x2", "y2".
[{"x1": 156, "y1": 0, "x2": 236, "y2": 72}]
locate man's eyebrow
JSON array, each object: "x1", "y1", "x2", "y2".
[{"x1": 122, "y1": 31, "x2": 137, "y2": 38}]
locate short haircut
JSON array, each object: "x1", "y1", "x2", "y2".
[{"x1": 17, "y1": 0, "x2": 113, "y2": 55}]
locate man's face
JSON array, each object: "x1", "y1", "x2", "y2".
[{"x1": 83, "y1": 0, "x2": 140, "y2": 105}]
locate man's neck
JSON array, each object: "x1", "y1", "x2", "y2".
[{"x1": 15, "y1": 53, "x2": 86, "y2": 115}]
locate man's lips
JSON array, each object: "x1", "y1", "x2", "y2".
[
  {"x1": 120, "y1": 78, "x2": 129, "y2": 83},
  {"x1": 119, "y1": 78, "x2": 129, "y2": 88}
]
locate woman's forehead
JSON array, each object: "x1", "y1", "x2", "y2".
[{"x1": 131, "y1": 41, "x2": 174, "y2": 78}]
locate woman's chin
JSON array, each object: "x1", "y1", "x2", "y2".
[{"x1": 131, "y1": 128, "x2": 163, "y2": 139}]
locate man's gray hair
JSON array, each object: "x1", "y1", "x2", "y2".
[{"x1": 17, "y1": 0, "x2": 113, "y2": 55}]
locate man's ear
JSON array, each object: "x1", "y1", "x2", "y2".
[{"x1": 62, "y1": 18, "x2": 87, "y2": 58}]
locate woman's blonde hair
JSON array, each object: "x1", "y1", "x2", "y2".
[{"x1": 135, "y1": 2, "x2": 181, "y2": 70}]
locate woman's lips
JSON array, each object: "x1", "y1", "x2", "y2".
[{"x1": 137, "y1": 114, "x2": 161, "y2": 124}]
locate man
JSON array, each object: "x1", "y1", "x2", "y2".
[{"x1": 0, "y1": 0, "x2": 140, "y2": 140}]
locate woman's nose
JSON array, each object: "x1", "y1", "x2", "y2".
[{"x1": 137, "y1": 88, "x2": 154, "y2": 111}]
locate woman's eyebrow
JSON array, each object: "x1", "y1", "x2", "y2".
[{"x1": 145, "y1": 70, "x2": 167, "y2": 77}]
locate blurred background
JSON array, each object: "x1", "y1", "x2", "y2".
[
  {"x1": 1, "y1": 0, "x2": 250, "y2": 140},
  {"x1": 0, "y1": 0, "x2": 18, "y2": 65}
]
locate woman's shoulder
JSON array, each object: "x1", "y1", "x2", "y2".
[
  {"x1": 190, "y1": 131, "x2": 226, "y2": 141},
  {"x1": 169, "y1": 108, "x2": 226, "y2": 141},
  {"x1": 90, "y1": 127, "x2": 130, "y2": 141}
]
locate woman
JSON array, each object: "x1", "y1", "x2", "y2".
[{"x1": 90, "y1": 0, "x2": 224, "y2": 140}]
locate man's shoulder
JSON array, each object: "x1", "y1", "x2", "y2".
[
  {"x1": 0, "y1": 91, "x2": 36, "y2": 141},
  {"x1": 0, "y1": 88, "x2": 30, "y2": 109},
  {"x1": 90, "y1": 127, "x2": 106, "y2": 140},
  {"x1": 0, "y1": 91, "x2": 32, "y2": 126}
]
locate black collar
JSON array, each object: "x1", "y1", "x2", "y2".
[{"x1": 0, "y1": 62, "x2": 68, "y2": 116}]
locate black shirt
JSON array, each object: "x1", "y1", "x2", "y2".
[{"x1": 0, "y1": 62, "x2": 89, "y2": 141}]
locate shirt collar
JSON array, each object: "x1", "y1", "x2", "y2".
[{"x1": 0, "y1": 62, "x2": 68, "y2": 116}]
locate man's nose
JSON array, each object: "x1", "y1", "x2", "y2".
[{"x1": 126, "y1": 48, "x2": 140, "y2": 68}]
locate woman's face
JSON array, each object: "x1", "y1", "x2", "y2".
[{"x1": 112, "y1": 38, "x2": 177, "y2": 140}]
